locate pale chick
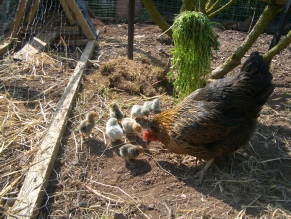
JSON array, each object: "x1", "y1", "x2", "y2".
[
  {"x1": 143, "y1": 98, "x2": 161, "y2": 113},
  {"x1": 105, "y1": 118, "x2": 124, "y2": 142},
  {"x1": 109, "y1": 102, "x2": 124, "y2": 122},
  {"x1": 130, "y1": 105, "x2": 150, "y2": 119},
  {"x1": 119, "y1": 144, "x2": 144, "y2": 164},
  {"x1": 78, "y1": 111, "x2": 98, "y2": 137},
  {"x1": 121, "y1": 117, "x2": 142, "y2": 136}
]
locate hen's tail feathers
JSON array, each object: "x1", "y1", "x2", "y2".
[{"x1": 241, "y1": 52, "x2": 274, "y2": 109}]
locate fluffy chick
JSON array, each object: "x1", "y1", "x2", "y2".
[
  {"x1": 121, "y1": 118, "x2": 142, "y2": 136},
  {"x1": 109, "y1": 102, "x2": 123, "y2": 122},
  {"x1": 78, "y1": 111, "x2": 98, "y2": 137},
  {"x1": 106, "y1": 118, "x2": 124, "y2": 142},
  {"x1": 130, "y1": 105, "x2": 150, "y2": 119},
  {"x1": 119, "y1": 144, "x2": 144, "y2": 164},
  {"x1": 143, "y1": 98, "x2": 161, "y2": 113}
]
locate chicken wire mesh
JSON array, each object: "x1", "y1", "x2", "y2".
[
  {"x1": 0, "y1": 0, "x2": 96, "y2": 217},
  {"x1": 0, "y1": 0, "x2": 97, "y2": 55}
]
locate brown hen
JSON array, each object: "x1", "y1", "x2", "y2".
[{"x1": 144, "y1": 52, "x2": 274, "y2": 183}]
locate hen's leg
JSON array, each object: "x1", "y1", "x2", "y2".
[{"x1": 194, "y1": 158, "x2": 215, "y2": 184}]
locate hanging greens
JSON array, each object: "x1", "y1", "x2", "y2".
[{"x1": 169, "y1": 11, "x2": 219, "y2": 100}]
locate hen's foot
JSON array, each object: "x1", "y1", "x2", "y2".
[{"x1": 193, "y1": 158, "x2": 215, "y2": 184}]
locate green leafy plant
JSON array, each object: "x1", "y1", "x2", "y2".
[{"x1": 169, "y1": 11, "x2": 219, "y2": 100}]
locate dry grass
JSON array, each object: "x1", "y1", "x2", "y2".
[{"x1": 0, "y1": 53, "x2": 70, "y2": 215}]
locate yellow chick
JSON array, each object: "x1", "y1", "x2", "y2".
[
  {"x1": 121, "y1": 117, "x2": 142, "y2": 136},
  {"x1": 78, "y1": 111, "x2": 98, "y2": 137},
  {"x1": 105, "y1": 118, "x2": 124, "y2": 142},
  {"x1": 109, "y1": 102, "x2": 123, "y2": 122},
  {"x1": 119, "y1": 144, "x2": 144, "y2": 164},
  {"x1": 130, "y1": 105, "x2": 150, "y2": 119}
]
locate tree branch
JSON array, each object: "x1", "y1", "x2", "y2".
[
  {"x1": 200, "y1": 0, "x2": 208, "y2": 14},
  {"x1": 208, "y1": 0, "x2": 237, "y2": 18},
  {"x1": 206, "y1": 0, "x2": 223, "y2": 14},
  {"x1": 206, "y1": 0, "x2": 216, "y2": 11},
  {"x1": 142, "y1": 0, "x2": 173, "y2": 38},
  {"x1": 211, "y1": 0, "x2": 282, "y2": 79},
  {"x1": 263, "y1": 30, "x2": 291, "y2": 62}
]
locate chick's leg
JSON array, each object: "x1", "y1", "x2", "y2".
[
  {"x1": 125, "y1": 157, "x2": 134, "y2": 165},
  {"x1": 194, "y1": 158, "x2": 215, "y2": 184}
]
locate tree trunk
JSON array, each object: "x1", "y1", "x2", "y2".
[
  {"x1": 180, "y1": 0, "x2": 195, "y2": 12},
  {"x1": 211, "y1": 0, "x2": 282, "y2": 79},
  {"x1": 141, "y1": 0, "x2": 173, "y2": 39}
]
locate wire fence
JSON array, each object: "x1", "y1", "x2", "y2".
[
  {"x1": 1, "y1": 0, "x2": 290, "y2": 41},
  {"x1": 0, "y1": 0, "x2": 19, "y2": 40}
]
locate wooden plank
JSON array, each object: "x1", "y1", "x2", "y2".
[
  {"x1": 9, "y1": 0, "x2": 29, "y2": 38},
  {"x1": 23, "y1": 26, "x2": 80, "y2": 34},
  {"x1": 0, "y1": 39, "x2": 15, "y2": 57},
  {"x1": 8, "y1": 40, "x2": 96, "y2": 219},
  {"x1": 25, "y1": 0, "x2": 41, "y2": 24},
  {"x1": 66, "y1": 0, "x2": 96, "y2": 39},
  {"x1": 13, "y1": 31, "x2": 58, "y2": 61},
  {"x1": 59, "y1": 0, "x2": 76, "y2": 25}
]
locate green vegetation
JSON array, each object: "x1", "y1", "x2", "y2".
[{"x1": 169, "y1": 11, "x2": 219, "y2": 99}]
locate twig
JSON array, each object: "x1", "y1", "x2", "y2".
[
  {"x1": 12, "y1": 100, "x2": 40, "y2": 104},
  {"x1": 76, "y1": 47, "x2": 100, "y2": 66},
  {"x1": 260, "y1": 157, "x2": 291, "y2": 163},
  {"x1": 85, "y1": 185, "x2": 125, "y2": 204},
  {"x1": 30, "y1": 84, "x2": 58, "y2": 100},
  {"x1": 72, "y1": 131, "x2": 79, "y2": 160},
  {"x1": 110, "y1": 87, "x2": 125, "y2": 92},
  {"x1": 0, "y1": 175, "x2": 22, "y2": 197},
  {"x1": 140, "y1": 93, "x2": 166, "y2": 100},
  {"x1": 216, "y1": 179, "x2": 255, "y2": 183},
  {"x1": 95, "y1": 126, "x2": 107, "y2": 145},
  {"x1": 158, "y1": 25, "x2": 173, "y2": 37},
  {"x1": 1, "y1": 170, "x2": 22, "y2": 178},
  {"x1": 38, "y1": 100, "x2": 47, "y2": 124},
  {"x1": 144, "y1": 153, "x2": 175, "y2": 178},
  {"x1": 242, "y1": 195, "x2": 261, "y2": 209},
  {"x1": 87, "y1": 178, "x2": 150, "y2": 219},
  {"x1": 163, "y1": 202, "x2": 174, "y2": 219}
]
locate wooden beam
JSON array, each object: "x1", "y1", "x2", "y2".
[
  {"x1": 25, "y1": 0, "x2": 41, "y2": 24},
  {"x1": 13, "y1": 31, "x2": 58, "y2": 61},
  {"x1": 9, "y1": 0, "x2": 30, "y2": 38},
  {"x1": 65, "y1": 39, "x2": 89, "y2": 46},
  {"x1": 66, "y1": 0, "x2": 96, "y2": 39},
  {"x1": 8, "y1": 40, "x2": 96, "y2": 219},
  {"x1": 59, "y1": 0, "x2": 76, "y2": 25}
]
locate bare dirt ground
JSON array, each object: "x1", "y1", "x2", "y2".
[{"x1": 1, "y1": 21, "x2": 290, "y2": 218}]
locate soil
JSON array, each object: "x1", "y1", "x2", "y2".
[{"x1": 7, "y1": 21, "x2": 291, "y2": 218}]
